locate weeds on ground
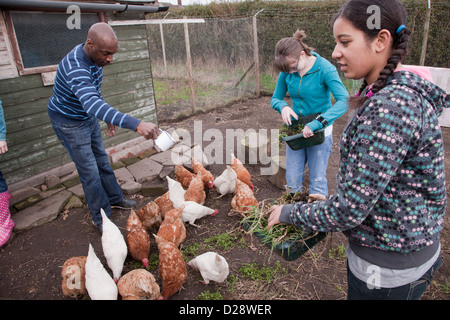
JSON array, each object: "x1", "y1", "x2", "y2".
[
  {"x1": 439, "y1": 281, "x2": 450, "y2": 295},
  {"x1": 204, "y1": 232, "x2": 240, "y2": 251},
  {"x1": 196, "y1": 289, "x2": 224, "y2": 300},
  {"x1": 328, "y1": 244, "x2": 346, "y2": 259},
  {"x1": 238, "y1": 260, "x2": 287, "y2": 284}
]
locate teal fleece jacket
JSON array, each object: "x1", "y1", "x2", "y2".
[{"x1": 270, "y1": 52, "x2": 349, "y2": 131}]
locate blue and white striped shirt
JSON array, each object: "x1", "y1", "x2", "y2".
[{"x1": 48, "y1": 44, "x2": 140, "y2": 131}]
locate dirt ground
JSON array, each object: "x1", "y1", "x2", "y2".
[{"x1": 0, "y1": 96, "x2": 449, "y2": 301}]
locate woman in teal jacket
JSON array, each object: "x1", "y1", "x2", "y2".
[{"x1": 271, "y1": 30, "x2": 348, "y2": 198}]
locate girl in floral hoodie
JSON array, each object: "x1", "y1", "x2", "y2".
[{"x1": 268, "y1": 0, "x2": 449, "y2": 300}]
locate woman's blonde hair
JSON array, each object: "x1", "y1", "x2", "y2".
[{"x1": 273, "y1": 30, "x2": 315, "y2": 73}]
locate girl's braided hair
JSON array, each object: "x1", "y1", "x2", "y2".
[{"x1": 333, "y1": 0, "x2": 411, "y2": 109}]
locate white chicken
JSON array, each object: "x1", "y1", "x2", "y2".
[
  {"x1": 213, "y1": 165, "x2": 237, "y2": 197},
  {"x1": 168, "y1": 174, "x2": 218, "y2": 226},
  {"x1": 167, "y1": 176, "x2": 186, "y2": 208},
  {"x1": 100, "y1": 209, "x2": 127, "y2": 282},
  {"x1": 85, "y1": 243, "x2": 118, "y2": 300},
  {"x1": 172, "y1": 199, "x2": 218, "y2": 227},
  {"x1": 187, "y1": 252, "x2": 229, "y2": 284}
]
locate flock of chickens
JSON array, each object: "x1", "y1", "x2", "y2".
[{"x1": 61, "y1": 154, "x2": 259, "y2": 300}]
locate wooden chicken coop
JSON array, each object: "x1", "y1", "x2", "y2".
[{"x1": 0, "y1": 0, "x2": 169, "y2": 191}]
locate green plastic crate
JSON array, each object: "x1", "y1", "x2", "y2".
[{"x1": 281, "y1": 113, "x2": 325, "y2": 150}]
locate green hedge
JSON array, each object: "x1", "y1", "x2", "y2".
[{"x1": 153, "y1": 0, "x2": 449, "y2": 69}]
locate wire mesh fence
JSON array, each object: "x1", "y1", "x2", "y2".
[
  {"x1": 146, "y1": 17, "x2": 258, "y2": 122},
  {"x1": 144, "y1": 0, "x2": 448, "y2": 122}
]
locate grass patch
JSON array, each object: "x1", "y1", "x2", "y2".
[
  {"x1": 196, "y1": 289, "x2": 224, "y2": 300},
  {"x1": 328, "y1": 244, "x2": 346, "y2": 260},
  {"x1": 439, "y1": 281, "x2": 450, "y2": 295},
  {"x1": 328, "y1": 244, "x2": 347, "y2": 259},
  {"x1": 204, "y1": 232, "x2": 240, "y2": 251},
  {"x1": 238, "y1": 260, "x2": 287, "y2": 284},
  {"x1": 259, "y1": 73, "x2": 277, "y2": 92},
  {"x1": 181, "y1": 242, "x2": 201, "y2": 261},
  {"x1": 153, "y1": 79, "x2": 218, "y2": 106}
]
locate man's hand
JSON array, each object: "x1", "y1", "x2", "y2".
[
  {"x1": 136, "y1": 121, "x2": 160, "y2": 140},
  {"x1": 106, "y1": 123, "x2": 117, "y2": 137}
]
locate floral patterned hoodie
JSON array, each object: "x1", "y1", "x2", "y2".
[{"x1": 280, "y1": 70, "x2": 449, "y2": 268}]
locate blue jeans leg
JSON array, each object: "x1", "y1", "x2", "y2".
[
  {"x1": 306, "y1": 134, "x2": 332, "y2": 196},
  {"x1": 285, "y1": 144, "x2": 306, "y2": 194},
  {"x1": 51, "y1": 117, "x2": 123, "y2": 228},
  {"x1": 0, "y1": 170, "x2": 8, "y2": 193},
  {"x1": 347, "y1": 256, "x2": 443, "y2": 300},
  {"x1": 285, "y1": 134, "x2": 332, "y2": 195}
]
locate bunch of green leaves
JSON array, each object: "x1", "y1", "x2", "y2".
[
  {"x1": 241, "y1": 194, "x2": 313, "y2": 248},
  {"x1": 279, "y1": 123, "x2": 305, "y2": 139},
  {"x1": 278, "y1": 123, "x2": 305, "y2": 150}
]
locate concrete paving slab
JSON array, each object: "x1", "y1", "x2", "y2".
[
  {"x1": 149, "y1": 149, "x2": 177, "y2": 165},
  {"x1": 68, "y1": 184, "x2": 84, "y2": 197},
  {"x1": 10, "y1": 186, "x2": 41, "y2": 206},
  {"x1": 121, "y1": 180, "x2": 142, "y2": 195},
  {"x1": 12, "y1": 190, "x2": 72, "y2": 231},
  {"x1": 114, "y1": 167, "x2": 135, "y2": 184},
  {"x1": 127, "y1": 157, "x2": 163, "y2": 183}
]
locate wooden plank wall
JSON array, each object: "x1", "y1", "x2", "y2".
[
  {"x1": 0, "y1": 10, "x2": 18, "y2": 80},
  {"x1": 0, "y1": 22, "x2": 157, "y2": 187}
]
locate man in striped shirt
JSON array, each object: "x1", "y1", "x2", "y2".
[{"x1": 48, "y1": 22, "x2": 159, "y2": 233}]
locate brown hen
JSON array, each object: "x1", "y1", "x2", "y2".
[
  {"x1": 154, "y1": 191, "x2": 174, "y2": 218},
  {"x1": 154, "y1": 234, "x2": 187, "y2": 300},
  {"x1": 184, "y1": 172, "x2": 206, "y2": 204},
  {"x1": 174, "y1": 164, "x2": 196, "y2": 189},
  {"x1": 126, "y1": 210, "x2": 150, "y2": 269},
  {"x1": 230, "y1": 153, "x2": 254, "y2": 190},
  {"x1": 61, "y1": 256, "x2": 87, "y2": 299},
  {"x1": 156, "y1": 205, "x2": 186, "y2": 247},
  {"x1": 231, "y1": 179, "x2": 258, "y2": 214},
  {"x1": 192, "y1": 158, "x2": 214, "y2": 189},
  {"x1": 117, "y1": 269, "x2": 160, "y2": 300},
  {"x1": 136, "y1": 200, "x2": 162, "y2": 231}
]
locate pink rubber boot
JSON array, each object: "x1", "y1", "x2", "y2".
[{"x1": 0, "y1": 191, "x2": 14, "y2": 246}]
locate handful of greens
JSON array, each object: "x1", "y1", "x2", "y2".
[
  {"x1": 241, "y1": 192, "x2": 315, "y2": 247},
  {"x1": 279, "y1": 123, "x2": 305, "y2": 139}
]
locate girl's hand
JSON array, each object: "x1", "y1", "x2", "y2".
[
  {"x1": 267, "y1": 205, "x2": 283, "y2": 230},
  {"x1": 0, "y1": 140, "x2": 8, "y2": 154},
  {"x1": 281, "y1": 107, "x2": 298, "y2": 125},
  {"x1": 302, "y1": 125, "x2": 314, "y2": 138}
]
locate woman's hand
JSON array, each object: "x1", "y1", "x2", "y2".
[
  {"x1": 281, "y1": 106, "x2": 298, "y2": 125},
  {"x1": 302, "y1": 125, "x2": 314, "y2": 138},
  {"x1": 267, "y1": 205, "x2": 283, "y2": 230}
]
